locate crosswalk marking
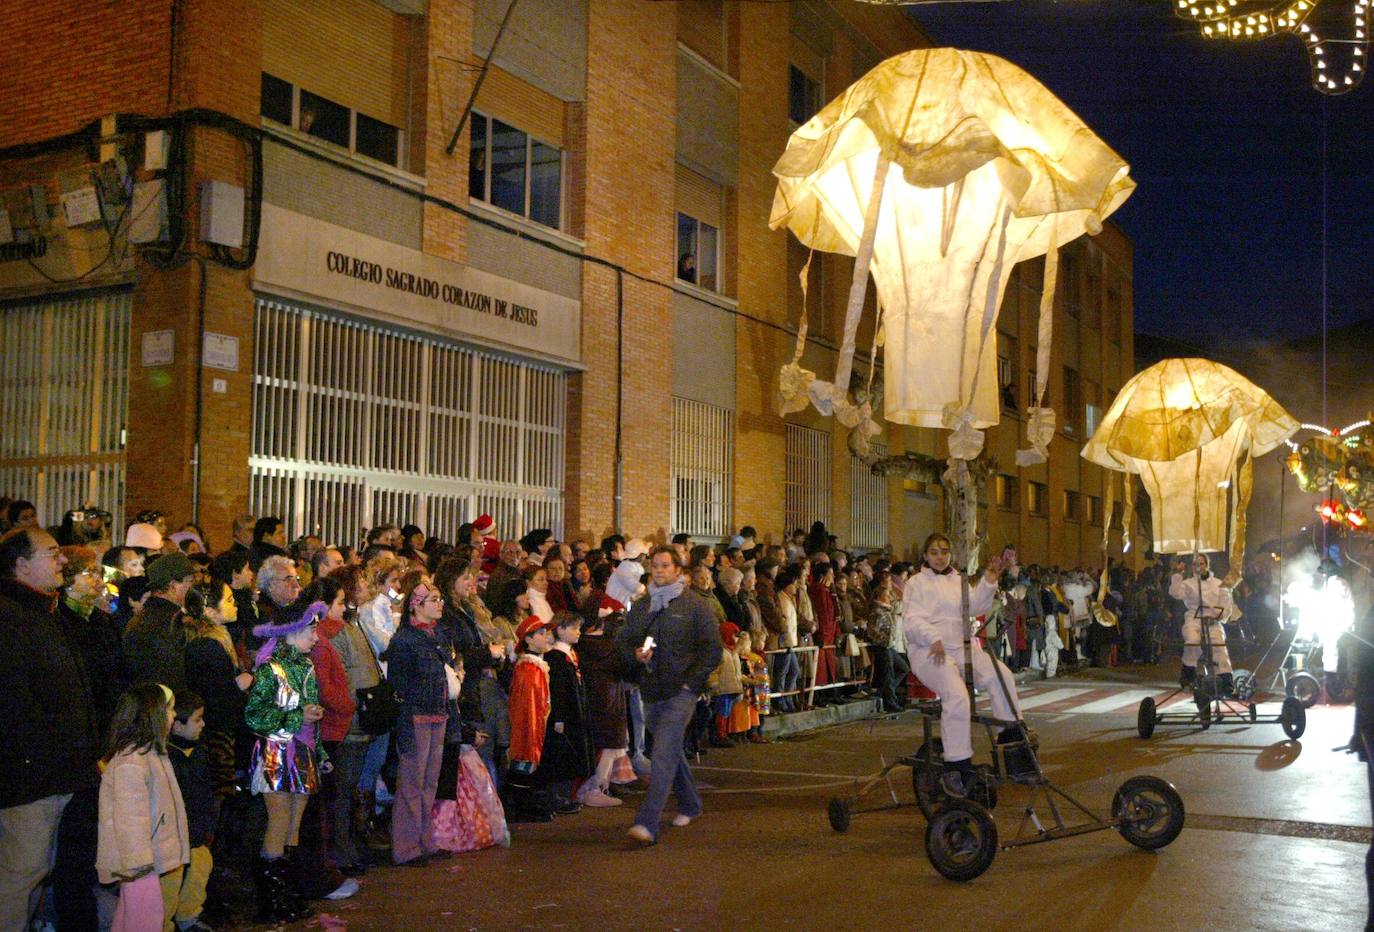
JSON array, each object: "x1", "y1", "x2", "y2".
[{"x1": 1016, "y1": 688, "x2": 1095, "y2": 710}]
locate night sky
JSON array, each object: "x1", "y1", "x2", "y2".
[{"x1": 905, "y1": 0, "x2": 1374, "y2": 346}]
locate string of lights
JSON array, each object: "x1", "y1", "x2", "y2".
[{"x1": 1175, "y1": 0, "x2": 1369, "y2": 93}]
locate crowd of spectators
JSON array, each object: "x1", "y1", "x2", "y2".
[{"x1": 0, "y1": 494, "x2": 1273, "y2": 930}]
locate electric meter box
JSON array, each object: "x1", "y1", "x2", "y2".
[{"x1": 199, "y1": 180, "x2": 244, "y2": 248}]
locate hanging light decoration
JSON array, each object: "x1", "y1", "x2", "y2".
[
  {"x1": 853, "y1": 0, "x2": 1369, "y2": 94},
  {"x1": 1177, "y1": 0, "x2": 1367, "y2": 93}
]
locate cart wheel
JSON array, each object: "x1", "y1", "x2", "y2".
[
  {"x1": 1137, "y1": 697, "x2": 1157, "y2": 739},
  {"x1": 925, "y1": 799, "x2": 998, "y2": 882},
  {"x1": 1326, "y1": 674, "x2": 1354, "y2": 704},
  {"x1": 970, "y1": 765, "x2": 999, "y2": 811},
  {"x1": 1112, "y1": 775, "x2": 1185, "y2": 850},
  {"x1": 827, "y1": 797, "x2": 852, "y2": 833},
  {"x1": 1248, "y1": 703, "x2": 1258, "y2": 723},
  {"x1": 1231, "y1": 669, "x2": 1257, "y2": 703},
  {"x1": 1287, "y1": 672, "x2": 1321, "y2": 709},
  {"x1": 1280, "y1": 696, "x2": 1307, "y2": 740},
  {"x1": 912, "y1": 739, "x2": 946, "y2": 819}
]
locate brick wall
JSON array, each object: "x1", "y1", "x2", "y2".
[{"x1": 564, "y1": 0, "x2": 676, "y2": 542}]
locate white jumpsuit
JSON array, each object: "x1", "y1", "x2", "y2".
[
  {"x1": 1169, "y1": 572, "x2": 1233, "y2": 674},
  {"x1": 903, "y1": 567, "x2": 1023, "y2": 761}
]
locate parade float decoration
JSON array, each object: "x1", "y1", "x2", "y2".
[
  {"x1": 1081, "y1": 357, "x2": 1299, "y2": 582},
  {"x1": 770, "y1": 47, "x2": 1134, "y2": 567},
  {"x1": 1285, "y1": 417, "x2": 1374, "y2": 532}
]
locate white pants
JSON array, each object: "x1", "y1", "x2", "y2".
[
  {"x1": 1182, "y1": 618, "x2": 1232, "y2": 674},
  {"x1": 909, "y1": 641, "x2": 1022, "y2": 762}
]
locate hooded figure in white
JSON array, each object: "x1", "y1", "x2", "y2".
[
  {"x1": 902, "y1": 535, "x2": 1022, "y2": 796},
  {"x1": 1169, "y1": 553, "x2": 1234, "y2": 687}
]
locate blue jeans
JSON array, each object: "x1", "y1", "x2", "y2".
[
  {"x1": 635, "y1": 688, "x2": 703, "y2": 838},
  {"x1": 627, "y1": 688, "x2": 647, "y2": 758},
  {"x1": 771, "y1": 650, "x2": 800, "y2": 708},
  {"x1": 359, "y1": 733, "x2": 390, "y2": 800}
]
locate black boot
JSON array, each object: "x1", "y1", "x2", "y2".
[
  {"x1": 1180, "y1": 665, "x2": 1196, "y2": 689},
  {"x1": 257, "y1": 856, "x2": 309, "y2": 923},
  {"x1": 279, "y1": 847, "x2": 314, "y2": 920},
  {"x1": 1219, "y1": 672, "x2": 1235, "y2": 697}
]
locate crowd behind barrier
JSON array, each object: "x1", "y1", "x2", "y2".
[{"x1": 0, "y1": 495, "x2": 1282, "y2": 930}]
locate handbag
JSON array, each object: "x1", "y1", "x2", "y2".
[
  {"x1": 843, "y1": 633, "x2": 862, "y2": 657},
  {"x1": 444, "y1": 663, "x2": 462, "y2": 700},
  {"x1": 354, "y1": 625, "x2": 400, "y2": 734}
]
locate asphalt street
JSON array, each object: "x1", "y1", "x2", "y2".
[{"x1": 292, "y1": 661, "x2": 1370, "y2": 932}]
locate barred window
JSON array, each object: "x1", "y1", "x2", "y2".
[
  {"x1": 850, "y1": 446, "x2": 888, "y2": 550},
  {"x1": 785, "y1": 423, "x2": 831, "y2": 536},
  {"x1": 251, "y1": 299, "x2": 565, "y2": 548},
  {"x1": 670, "y1": 397, "x2": 733, "y2": 540},
  {"x1": 0, "y1": 291, "x2": 130, "y2": 530}
]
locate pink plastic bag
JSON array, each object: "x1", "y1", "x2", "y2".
[{"x1": 432, "y1": 746, "x2": 508, "y2": 852}]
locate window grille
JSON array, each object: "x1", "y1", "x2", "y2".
[
  {"x1": 670, "y1": 397, "x2": 733, "y2": 540},
  {"x1": 849, "y1": 445, "x2": 888, "y2": 550},
  {"x1": 251, "y1": 299, "x2": 565, "y2": 549},
  {"x1": 785, "y1": 423, "x2": 831, "y2": 537},
  {"x1": 0, "y1": 290, "x2": 130, "y2": 529}
]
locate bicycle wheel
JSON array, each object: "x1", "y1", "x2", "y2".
[
  {"x1": 925, "y1": 799, "x2": 998, "y2": 881},
  {"x1": 1113, "y1": 775, "x2": 1185, "y2": 850}
]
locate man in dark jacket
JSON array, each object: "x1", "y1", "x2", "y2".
[
  {"x1": 0, "y1": 527, "x2": 100, "y2": 932},
  {"x1": 123, "y1": 551, "x2": 198, "y2": 693},
  {"x1": 616, "y1": 546, "x2": 721, "y2": 845}
]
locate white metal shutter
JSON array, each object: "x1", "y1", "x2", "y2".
[
  {"x1": 250, "y1": 298, "x2": 566, "y2": 549},
  {"x1": 0, "y1": 290, "x2": 130, "y2": 530},
  {"x1": 670, "y1": 396, "x2": 733, "y2": 539}
]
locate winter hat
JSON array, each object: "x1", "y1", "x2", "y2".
[
  {"x1": 146, "y1": 552, "x2": 197, "y2": 591},
  {"x1": 514, "y1": 614, "x2": 557, "y2": 646},
  {"x1": 169, "y1": 530, "x2": 203, "y2": 551},
  {"x1": 253, "y1": 598, "x2": 327, "y2": 640},
  {"x1": 473, "y1": 514, "x2": 496, "y2": 535},
  {"x1": 719, "y1": 621, "x2": 740, "y2": 649},
  {"x1": 622, "y1": 538, "x2": 649, "y2": 560},
  {"x1": 125, "y1": 522, "x2": 163, "y2": 550},
  {"x1": 606, "y1": 559, "x2": 645, "y2": 607},
  {"x1": 253, "y1": 600, "x2": 328, "y2": 663}
]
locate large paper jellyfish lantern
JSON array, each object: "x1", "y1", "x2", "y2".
[
  {"x1": 1082, "y1": 358, "x2": 1298, "y2": 573},
  {"x1": 770, "y1": 48, "x2": 1135, "y2": 462}
]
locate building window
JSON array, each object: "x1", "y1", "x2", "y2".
[
  {"x1": 1083, "y1": 253, "x2": 1102, "y2": 332},
  {"x1": 998, "y1": 344, "x2": 1018, "y2": 412},
  {"x1": 1064, "y1": 489, "x2": 1082, "y2": 522},
  {"x1": 903, "y1": 478, "x2": 933, "y2": 497},
  {"x1": 0, "y1": 292, "x2": 131, "y2": 534},
  {"x1": 1060, "y1": 247, "x2": 1079, "y2": 318},
  {"x1": 1028, "y1": 363, "x2": 1040, "y2": 409},
  {"x1": 250, "y1": 300, "x2": 566, "y2": 547},
  {"x1": 671, "y1": 398, "x2": 733, "y2": 539},
  {"x1": 785, "y1": 423, "x2": 831, "y2": 536},
  {"x1": 1106, "y1": 279, "x2": 1123, "y2": 345},
  {"x1": 850, "y1": 447, "x2": 889, "y2": 550},
  {"x1": 677, "y1": 212, "x2": 719, "y2": 292},
  {"x1": 1062, "y1": 366, "x2": 1081, "y2": 437},
  {"x1": 1029, "y1": 481, "x2": 1048, "y2": 516},
  {"x1": 260, "y1": 72, "x2": 403, "y2": 168},
  {"x1": 995, "y1": 474, "x2": 1019, "y2": 511},
  {"x1": 789, "y1": 65, "x2": 822, "y2": 125},
  {"x1": 1088, "y1": 494, "x2": 1104, "y2": 526},
  {"x1": 1084, "y1": 378, "x2": 1102, "y2": 439},
  {"x1": 467, "y1": 112, "x2": 564, "y2": 231}
]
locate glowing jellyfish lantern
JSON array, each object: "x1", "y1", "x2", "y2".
[
  {"x1": 770, "y1": 48, "x2": 1135, "y2": 463},
  {"x1": 1082, "y1": 358, "x2": 1298, "y2": 578}
]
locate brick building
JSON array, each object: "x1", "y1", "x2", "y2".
[{"x1": 0, "y1": 0, "x2": 1138, "y2": 567}]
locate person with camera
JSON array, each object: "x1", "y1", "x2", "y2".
[{"x1": 1169, "y1": 553, "x2": 1234, "y2": 694}]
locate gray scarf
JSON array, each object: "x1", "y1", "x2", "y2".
[{"x1": 648, "y1": 578, "x2": 686, "y2": 613}]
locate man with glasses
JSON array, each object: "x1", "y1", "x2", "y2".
[
  {"x1": 255, "y1": 554, "x2": 302, "y2": 627},
  {"x1": 0, "y1": 528, "x2": 101, "y2": 932},
  {"x1": 122, "y1": 551, "x2": 199, "y2": 693}
]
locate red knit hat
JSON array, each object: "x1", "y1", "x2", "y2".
[{"x1": 473, "y1": 513, "x2": 495, "y2": 534}]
